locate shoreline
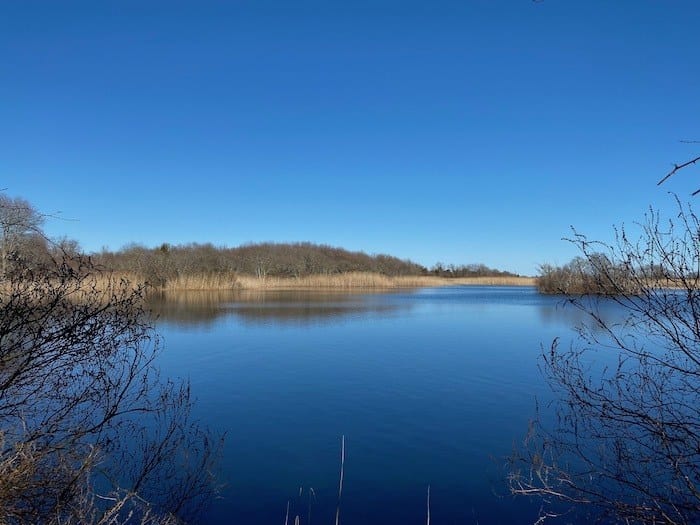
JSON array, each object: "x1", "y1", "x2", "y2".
[
  {"x1": 92, "y1": 272, "x2": 536, "y2": 292},
  {"x1": 158, "y1": 273, "x2": 537, "y2": 291}
]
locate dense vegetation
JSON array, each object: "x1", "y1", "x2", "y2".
[
  {"x1": 536, "y1": 254, "x2": 641, "y2": 295},
  {"x1": 95, "y1": 242, "x2": 520, "y2": 288},
  {"x1": 429, "y1": 261, "x2": 521, "y2": 279},
  {"x1": 97, "y1": 242, "x2": 424, "y2": 284},
  {"x1": 0, "y1": 193, "x2": 520, "y2": 290}
]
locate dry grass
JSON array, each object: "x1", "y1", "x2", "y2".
[
  {"x1": 0, "y1": 272, "x2": 144, "y2": 305},
  {"x1": 51, "y1": 270, "x2": 698, "y2": 297},
  {"x1": 234, "y1": 273, "x2": 536, "y2": 290},
  {"x1": 434, "y1": 275, "x2": 537, "y2": 287},
  {"x1": 73, "y1": 272, "x2": 238, "y2": 295},
  {"x1": 87, "y1": 272, "x2": 239, "y2": 292},
  {"x1": 161, "y1": 272, "x2": 239, "y2": 291},
  {"x1": 70, "y1": 271, "x2": 535, "y2": 293},
  {"x1": 88, "y1": 272, "x2": 142, "y2": 291}
]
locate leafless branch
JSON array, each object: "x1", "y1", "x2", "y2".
[{"x1": 657, "y1": 155, "x2": 700, "y2": 187}]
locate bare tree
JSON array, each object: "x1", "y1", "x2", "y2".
[
  {"x1": 509, "y1": 198, "x2": 700, "y2": 524},
  {"x1": 0, "y1": 195, "x2": 45, "y2": 277},
  {"x1": 0, "y1": 196, "x2": 219, "y2": 524},
  {"x1": 96, "y1": 241, "x2": 430, "y2": 285}
]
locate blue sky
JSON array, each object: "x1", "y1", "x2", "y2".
[{"x1": 2, "y1": 1, "x2": 699, "y2": 275}]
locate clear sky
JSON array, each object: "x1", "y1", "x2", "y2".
[{"x1": 2, "y1": 1, "x2": 699, "y2": 275}]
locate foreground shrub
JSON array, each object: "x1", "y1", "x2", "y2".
[{"x1": 0, "y1": 196, "x2": 219, "y2": 524}]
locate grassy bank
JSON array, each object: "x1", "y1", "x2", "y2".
[
  {"x1": 106, "y1": 271, "x2": 535, "y2": 291},
  {"x1": 232, "y1": 273, "x2": 536, "y2": 290}
]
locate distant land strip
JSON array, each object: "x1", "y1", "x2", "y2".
[
  {"x1": 93, "y1": 272, "x2": 536, "y2": 292},
  {"x1": 231, "y1": 274, "x2": 537, "y2": 290},
  {"x1": 91, "y1": 242, "x2": 532, "y2": 291}
]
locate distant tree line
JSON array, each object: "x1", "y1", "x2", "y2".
[
  {"x1": 95, "y1": 242, "x2": 520, "y2": 287},
  {"x1": 429, "y1": 261, "x2": 520, "y2": 278},
  {"x1": 0, "y1": 196, "x2": 520, "y2": 289},
  {"x1": 96, "y1": 242, "x2": 424, "y2": 286}
]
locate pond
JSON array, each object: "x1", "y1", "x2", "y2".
[{"x1": 149, "y1": 286, "x2": 601, "y2": 524}]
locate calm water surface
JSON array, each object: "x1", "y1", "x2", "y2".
[{"x1": 149, "y1": 286, "x2": 609, "y2": 524}]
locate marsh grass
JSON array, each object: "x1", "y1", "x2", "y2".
[
  {"x1": 0, "y1": 272, "x2": 144, "y2": 306},
  {"x1": 162, "y1": 272, "x2": 239, "y2": 290},
  {"x1": 234, "y1": 273, "x2": 535, "y2": 290},
  {"x1": 82, "y1": 271, "x2": 535, "y2": 293}
]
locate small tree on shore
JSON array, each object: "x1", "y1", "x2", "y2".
[
  {"x1": 509, "y1": 198, "x2": 700, "y2": 524},
  {"x1": 0, "y1": 195, "x2": 46, "y2": 277}
]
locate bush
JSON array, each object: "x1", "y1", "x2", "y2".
[
  {"x1": 510, "y1": 200, "x2": 700, "y2": 524},
  {"x1": 0, "y1": 197, "x2": 219, "y2": 523}
]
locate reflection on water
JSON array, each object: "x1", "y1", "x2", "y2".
[
  {"x1": 151, "y1": 286, "x2": 621, "y2": 525},
  {"x1": 147, "y1": 289, "x2": 413, "y2": 327},
  {"x1": 537, "y1": 294, "x2": 629, "y2": 333}
]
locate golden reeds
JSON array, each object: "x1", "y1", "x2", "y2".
[
  {"x1": 233, "y1": 273, "x2": 536, "y2": 290},
  {"x1": 161, "y1": 272, "x2": 238, "y2": 291},
  {"x1": 0, "y1": 272, "x2": 143, "y2": 305},
  {"x1": 68, "y1": 271, "x2": 536, "y2": 293}
]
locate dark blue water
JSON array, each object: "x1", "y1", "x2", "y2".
[{"x1": 150, "y1": 286, "x2": 605, "y2": 524}]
